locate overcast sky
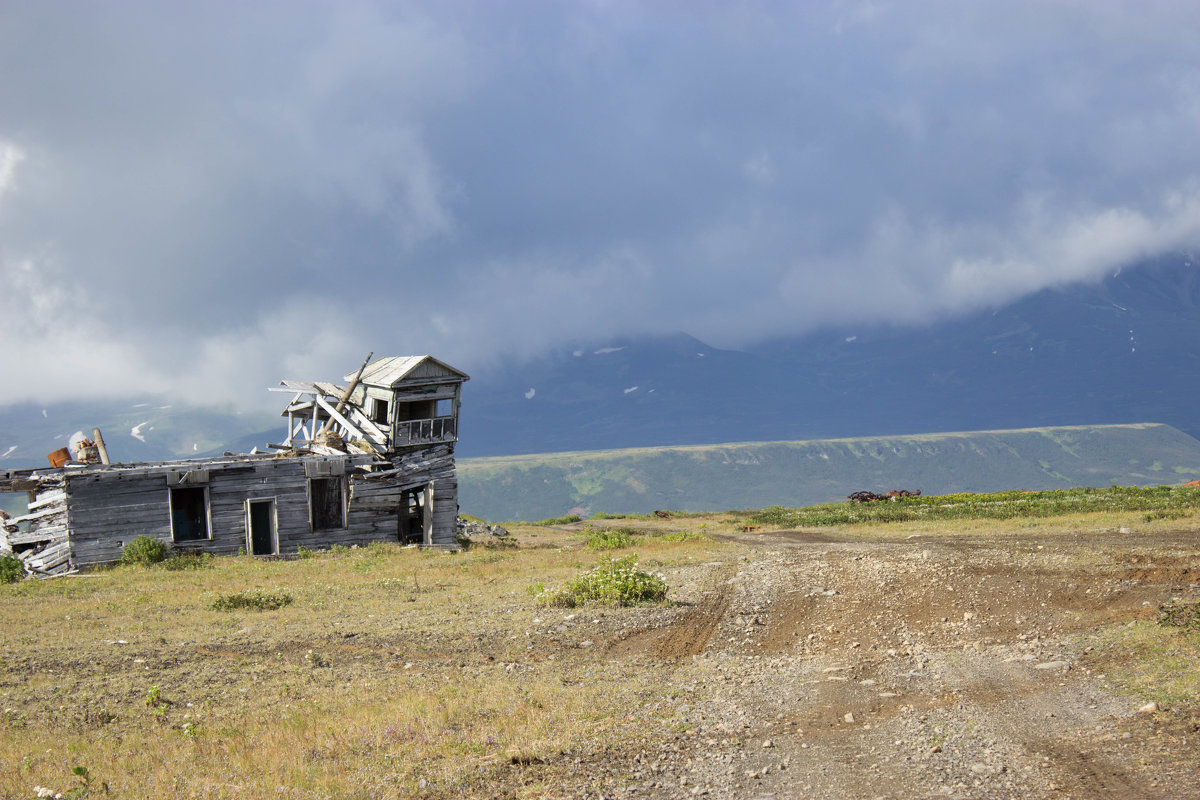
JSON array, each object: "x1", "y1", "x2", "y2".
[{"x1": 3, "y1": 0, "x2": 1200, "y2": 408}]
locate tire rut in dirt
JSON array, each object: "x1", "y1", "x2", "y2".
[
  {"x1": 1027, "y1": 739, "x2": 1165, "y2": 799},
  {"x1": 608, "y1": 565, "x2": 736, "y2": 660}
]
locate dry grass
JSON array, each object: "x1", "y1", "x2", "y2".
[
  {"x1": 1100, "y1": 622, "x2": 1200, "y2": 708},
  {"x1": 0, "y1": 533, "x2": 720, "y2": 799},
  {"x1": 2, "y1": 509, "x2": 1197, "y2": 798}
]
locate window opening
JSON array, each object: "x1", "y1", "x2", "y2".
[
  {"x1": 371, "y1": 398, "x2": 389, "y2": 424},
  {"x1": 171, "y1": 487, "x2": 209, "y2": 541},
  {"x1": 309, "y1": 478, "x2": 345, "y2": 531},
  {"x1": 395, "y1": 400, "x2": 435, "y2": 421},
  {"x1": 435, "y1": 398, "x2": 453, "y2": 417}
]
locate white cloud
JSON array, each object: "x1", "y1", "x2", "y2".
[
  {"x1": 2, "y1": 2, "x2": 1200, "y2": 406},
  {"x1": 0, "y1": 141, "x2": 24, "y2": 202}
]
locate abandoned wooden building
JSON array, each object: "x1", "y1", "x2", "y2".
[{"x1": 0, "y1": 355, "x2": 470, "y2": 575}]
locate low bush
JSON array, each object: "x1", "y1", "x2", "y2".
[
  {"x1": 120, "y1": 536, "x2": 168, "y2": 566},
  {"x1": 211, "y1": 589, "x2": 293, "y2": 612},
  {"x1": 584, "y1": 526, "x2": 638, "y2": 550},
  {"x1": 534, "y1": 514, "x2": 583, "y2": 526},
  {"x1": 0, "y1": 554, "x2": 24, "y2": 584},
  {"x1": 529, "y1": 555, "x2": 667, "y2": 608},
  {"x1": 1160, "y1": 601, "x2": 1200, "y2": 631}
]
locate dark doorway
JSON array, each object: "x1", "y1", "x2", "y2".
[
  {"x1": 310, "y1": 478, "x2": 345, "y2": 530},
  {"x1": 398, "y1": 487, "x2": 424, "y2": 545},
  {"x1": 170, "y1": 487, "x2": 209, "y2": 542},
  {"x1": 247, "y1": 499, "x2": 275, "y2": 555}
]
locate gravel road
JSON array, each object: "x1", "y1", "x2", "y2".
[{"x1": 525, "y1": 525, "x2": 1200, "y2": 799}]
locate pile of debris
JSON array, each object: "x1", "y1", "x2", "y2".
[
  {"x1": 456, "y1": 517, "x2": 510, "y2": 540},
  {"x1": 848, "y1": 489, "x2": 922, "y2": 503},
  {"x1": 0, "y1": 475, "x2": 71, "y2": 577}
]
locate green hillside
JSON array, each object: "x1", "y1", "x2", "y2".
[{"x1": 457, "y1": 423, "x2": 1200, "y2": 521}]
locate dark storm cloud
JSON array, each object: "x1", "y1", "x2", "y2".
[{"x1": 2, "y1": 1, "x2": 1200, "y2": 404}]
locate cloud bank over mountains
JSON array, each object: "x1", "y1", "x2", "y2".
[{"x1": 2, "y1": 1, "x2": 1200, "y2": 407}]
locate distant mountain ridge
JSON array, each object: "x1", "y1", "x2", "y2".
[
  {"x1": 457, "y1": 423, "x2": 1200, "y2": 521},
  {"x1": 459, "y1": 255, "x2": 1200, "y2": 457},
  {"x1": 2, "y1": 256, "x2": 1199, "y2": 475}
]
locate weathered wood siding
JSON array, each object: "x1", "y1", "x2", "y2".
[
  {"x1": 66, "y1": 471, "x2": 174, "y2": 565},
  {"x1": 62, "y1": 446, "x2": 460, "y2": 567}
]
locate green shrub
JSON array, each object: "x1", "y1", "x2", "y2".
[
  {"x1": 589, "y1": 512, "x2": 629, "y2": 520},
  {"x1": 0, "y1": 554, "x2": 24, "y2": 584},
  {"x1": 534, "y1": 514, "x2": 583, "y2": 526},
  {"x1": 211, "y1": 589, "x2": 293, "y2": 612},
  {"x1": 530, "y1": 555, "x2": 667, "y2": 608},
  {"x1": 120, "y1": 536, "x2": 168, "y2": 566},
  {"x1": 297, "y1": 546, "x2": 316, "y2": 559},
  {"x1": 1160, "y1": 602, "x2": 1200, "y2": 631},
  {"x1": 584, "y1": 526, "x2": 638, "y2": 550}
]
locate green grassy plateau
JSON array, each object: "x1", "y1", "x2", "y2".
[{"x1": 459, "y1": 423, "x2": 1200, "y2": 521}]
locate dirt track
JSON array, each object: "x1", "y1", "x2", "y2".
[
  {"x1": 544, "y1": 525, "x2": 1200, "y2": 799},
  {"x1": 2, "y1": 523, "x2": 1197, "y2": 798}
]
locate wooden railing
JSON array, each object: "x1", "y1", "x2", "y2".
[{"x1": 393, "y1": 417, "x2": 457, "y2": 445}]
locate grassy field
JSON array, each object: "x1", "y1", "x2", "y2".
[
  {"x1": 458, "y1": 423, "x2": 1200, "y2": 520},
  {"x1": 2, "y1": 489, "x2": 1199, "y2": 797},
  {"x1": 0, "y1": 531, "x2": 726, "y2": 798},
  {"x1": 747, "y1": 484, "x2": 1200, "y2": 527}
]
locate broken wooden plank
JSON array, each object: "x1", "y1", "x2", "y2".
[
  {"x1": 313, "y1": 395, "x2": 367, "y2": 441},
  {"x1": 8, "y1": 505, "x2": 66, "y2": 526},
  {"x1": 28, "y1": 490, "x2": 67, "y2": 511},
  {"x1": 317, "y1": 351, "x2": 372, "y2": 437}
]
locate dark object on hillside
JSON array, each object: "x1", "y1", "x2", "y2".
[
  {"x1": 848, "y1": 489, "x2": 922, "y2": 503},
  {"x1": 653, "y1": 510, "x2": 674, "y2": 518}
]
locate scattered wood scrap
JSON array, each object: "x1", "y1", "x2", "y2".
[{"x1": 0, "y1": 475, "x2": 71, "y2": 577}]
